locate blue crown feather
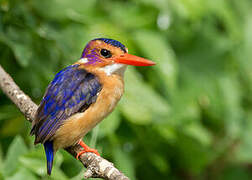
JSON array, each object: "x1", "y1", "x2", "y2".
[{"x1": 94, "y1": 38, "x2": 126, "y2": 52}]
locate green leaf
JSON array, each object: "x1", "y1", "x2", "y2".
[
  {"x1": 119, "y1": 69, "x2": 170, "y2": 125},
  {"x1": 98, "y1": 109, "x2": 121, "y2": 138},
  {"x1": 70, "y1": 170, "x2": 85, "y2": 180},
  {"x1": 218, "y1": 76, "x2": 243, "y2": 138},
  {"x1": 19, "y1": 146, "x2": 64, "y2": 177},
  {"x1": 155, "y1": 125, "x2": 177, "y2": 142},
  {"x1": 0, "y1": 28, "x2": 33, "y2": 67},
  {"x1": 133, "y1": 30, "x2": 178, "y2": 95},
  {"x1": 183, "y1": 123, "x2": 212, "y2": 146},
  {"x1": 49, "y1": 167, "x2": 68, "y2": 180},
  {"x1": 0, "y1": 117, "x2": 25, "y2": 136},
  {"x1": 3, "y1": 136, "x2": 28, "y2": 177},
  {"x1": 0, "y1": 144, "x2": 3, "y2": 173},
  {"x1": 31, "y1": 0, "x2": 96, "y2": 21},
  {"x1": 235, "y1": 112, "x2": 252, "y2": 163},
  {"x1": 175, "y1": 134, "x2": 212, "y2": 174},
  {"x1": 136, "y1": 0, "x2": 168, "y2": 10},
  {"x1": 207, "y1": 0, "x2": 241, "y2": 40},
  {"x1": 150, "y1": 154, "x2": 170, "y2": 173},
  {"x1": 108, "y1": 2, "x2": 156, "y2": 29},
  {"x1": 169, "y1": 0, "x2": 208, "y2": 21},
  {"x1": 113, "y1": 147, "x2": 136, "y2": 180},
  {"x1": 0, "y1": 105, "x2": 20, "y2": 121},
  {"x1": 19, "y1": 156, "x2": 46, "y2": 176},
  {"x1": 5, "y1": 168, "x2": 37, "y2": 180},
  {"x1": 219, "y1": 166, "x2": 252, "y2": 180},
  {"x1": 53, "y1": 24, "x2": 88, "y2": 63}
]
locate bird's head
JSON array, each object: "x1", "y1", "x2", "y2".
[{"x1": 78, "y1": 38, "x2": 155, "y2": 75}]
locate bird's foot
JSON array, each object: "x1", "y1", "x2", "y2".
[{"x1": 76, "y1": 140, "x2": 100, "y2": 160}]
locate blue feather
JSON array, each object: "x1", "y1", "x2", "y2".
[
  {"x1": 93, "y1": 38, "x2": 126, "y2": 53},
  {"x1": 44, "y1": 141, "x2": 54, "y2": 175},
  {"x1": 31, "y1": 64, "x2": 102, "y2": 144}
]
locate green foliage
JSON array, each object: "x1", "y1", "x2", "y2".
[
  {"x1": 3, "y1": 136, "x2": 28, "y2": 176},
  {"x1": 0, "y1": 0, "x2": 252, "y2": 179}
]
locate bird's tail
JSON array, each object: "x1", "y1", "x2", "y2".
[{"x1": 43, "y1": 141, "x2": 54, "y2": 175}]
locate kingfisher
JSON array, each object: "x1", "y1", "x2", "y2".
[{"x1": 30, "y1": 38, "x2": 155, "y2": 175}]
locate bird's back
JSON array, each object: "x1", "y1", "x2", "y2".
[
  {"x1": 30, "y1": 64, "x2": 102, "y2": 145},
  {"x1": 52, "y1": 66, "x2": 124, "y2": 150}
]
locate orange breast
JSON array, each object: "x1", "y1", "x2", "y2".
[{"x1": 53, "y1": 69, "x2": 124, "y2": 151}]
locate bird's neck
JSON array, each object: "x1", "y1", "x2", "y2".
[
  {"x1": 99, "y1": 64, "x2": 127, "y2": 76},
  {"x1": 78, "y1": 63, "x2": 126, "y2": 85},
  {"x1": 77, "y1": 59, "x2": 127, "y2": 77}
]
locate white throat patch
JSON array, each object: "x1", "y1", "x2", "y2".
[
  {"x1": 78, "y1": 58, "x2": 88, "y2": 63},
  {"x1": 101, "y1": 64, "x2": 127, "y2": 76}
]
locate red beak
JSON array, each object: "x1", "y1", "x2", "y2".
[{"x1": 115, "y1": 53, "x2": 156, "y2": 66}]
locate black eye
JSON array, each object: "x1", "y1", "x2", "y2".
[{"x1": 100, "y1": 49, "x2": 112, "y2": 58}]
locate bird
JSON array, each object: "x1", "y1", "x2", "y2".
[{"x1": 30, "y1": 38, "x2": 155, "y2": 175}]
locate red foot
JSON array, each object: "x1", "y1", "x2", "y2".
[{"x1": 76, "y1": 140, "x2": 100, "y2": 160}]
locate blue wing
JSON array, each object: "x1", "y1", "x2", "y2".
[{"x1": 30, "y1": 64, "x2": 102, "y2": 144}]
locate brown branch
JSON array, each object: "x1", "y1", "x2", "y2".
[{"x1": 0, "y1": 65, "x2": 129, "y2": 180}]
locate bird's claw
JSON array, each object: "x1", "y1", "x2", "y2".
[
  {"x1": 76, "y1": 140, "x2": 100, "y2": 160},
  {"x1": 76, "y1": 149, "x2": 100, "y2": 160}
]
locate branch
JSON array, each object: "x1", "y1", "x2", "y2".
[{"x1": 0, "y1": 65, "x2": 129, "y2": 180}]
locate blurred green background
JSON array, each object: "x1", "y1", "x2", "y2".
[{"x1": 0, "y1": 0, "x2": 252, "y2": 179}]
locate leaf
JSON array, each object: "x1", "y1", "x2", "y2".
[
  {"x1": 54, "y1": 24, "x2": 88, "y2": 63},
  {"x1": 0, "y1": 117, "x2": 25, "y2": 136},
  {"x1": 19, "y1": 156, "x2": 46, "y2": 176},
  {"x1": 219, "y1": 166, "x2": 252, "y2": 180},
  {"x1": 136, "y1": 0, "x2": 167, "y2": 10},
  {"x1": 5, "y1": 168, "x2": 37, "y2": 180},
  {"x1": 18, "y1": 146, "x2": 47, "y2": 176},
  {"x1": 59, "y1": 150, "x2": 82, "y2": 177},
  {"x1": 0, "y1": 28, "x2": 33, "y2": 67},
  {"x1": 86, "y1": 22, "x2": 129, "y2": 45},
  {"x1": 235, "y1": 112, "x2": 252, "y2": 163},
  {"x1": 31, "y1": 0, "x2": 97, "y2": 21},
  {"x1": 113, "y1": 146, "x2": 136, "y2": 180},
  {"x1": 119, "y1": 68, "x2": 170, "y2": 125},
  {"x1": 175, "y1": 134, "x2": 212, "y2": 174},
  {"x1": 133, "y1": 30, "x2": 178, "y2": 96},
  {"x1": 98, "y1": 109, "x2": 121, "y2": 138},
  {"x1": 108, "y1": 2, "x2": 156, "y2": 29},
  {"x1": 0, "y1": 144, "x2": 3, "y2": 173},
  {"x1": 0, "y1": 105, "x2": 20, "y2": 121},
  {"x1": 238, "y1": 14, "x2": 252, "y2": 101},
  {"x1": 150, "y1": 154, "x2": 170, "y2": 173},
  {"x1": 183, "y1": 123, "x2": 212, "y2": 146},
  {"x1": 3, "y1": 136, "x2": 28, "y2": 177},
  {"x1": 0, "y1": 172, "x2": 3, "y2": 180},
  {"x1": 169, "y1": 0, "x2": 208, "y2": 21},
  {"x1": 218, "y1": 76, "x2": 243, "y2": 138},
  {"x1": 11, "y1": 43, "x2": 32, "y2": 67},
  {"x1": 19, "y1": 146, "x2": 65, "y2": 178},
  {"x1": 155, "y1": 125, "x2": 177, "y2": 142},
  {"x1": 70, "y1": 170, "x2": 86, "y2": 180},
  {"x1": 207, "y1": 0, "x2": 241, "y2": 40},
  {"x1": 49, "y1": 166, "x2": 68, "y2": 180}
]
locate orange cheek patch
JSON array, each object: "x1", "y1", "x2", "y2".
[{"x1": 81, "y1": 39, "x2": 127, "y2": 68}]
